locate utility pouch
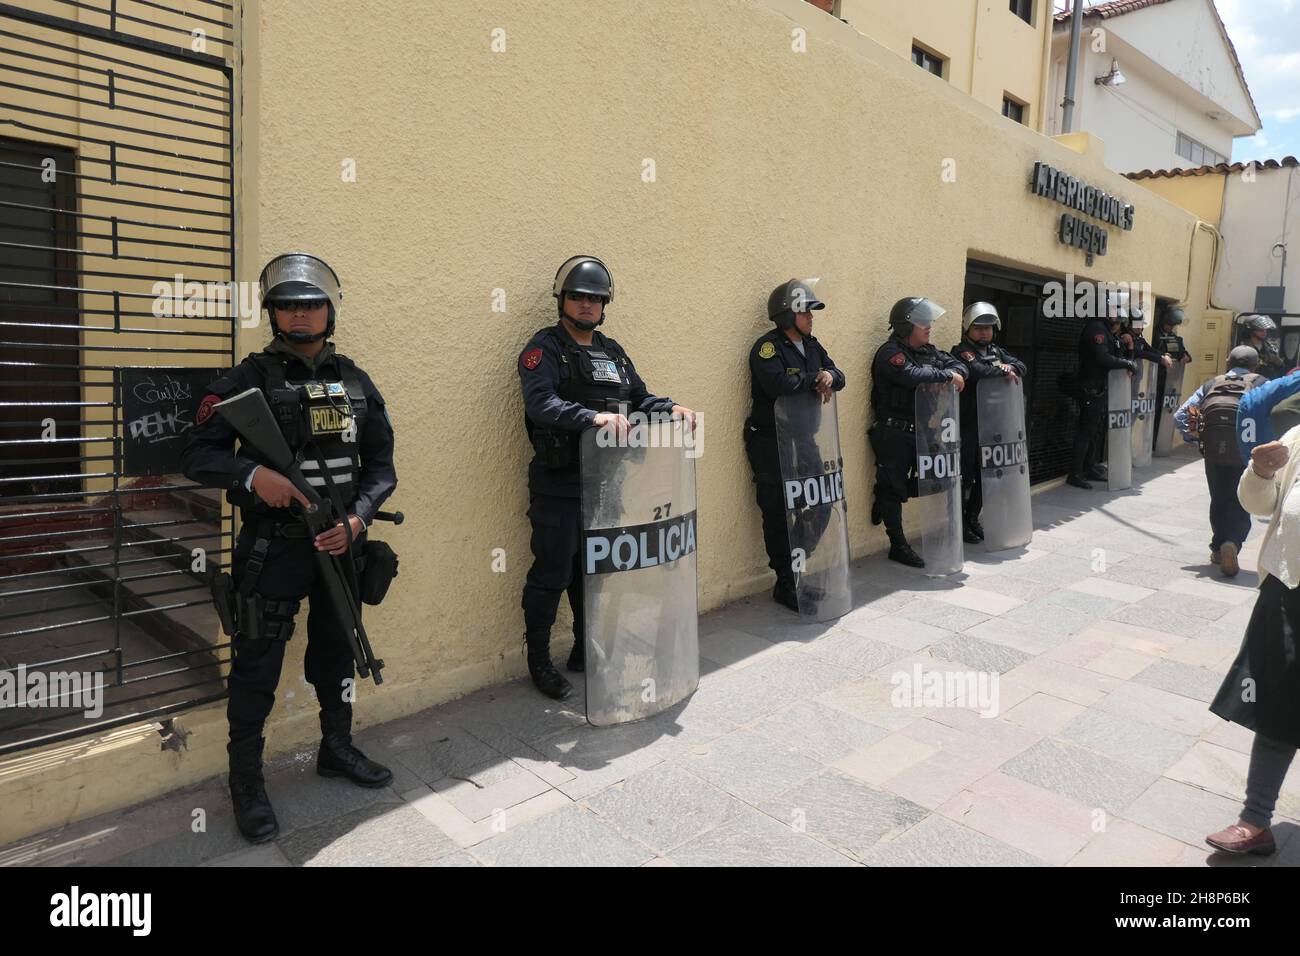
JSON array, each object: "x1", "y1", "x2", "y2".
[{"x1": 359, "y1": 540, "x2": 399, "y2": 605}]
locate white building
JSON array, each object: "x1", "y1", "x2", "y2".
[{"x1": 1048, "y1": 0, "x2": 1260, "y2": 174}]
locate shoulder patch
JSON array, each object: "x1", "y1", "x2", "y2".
[
  {"x1": 758, "y1": 341, "x2": 777, "y2": 360},
  {"x1": 1093, "y1": 333, "x2": 1105, "y2": 344},
  {"x1": 889, "y1": 352, "x2": 906, "y2": 367},
  {"x1": 961, "y1": 350, "x2": 976, "y2": 362},
  {"x1": 196, "y1": 393, "x2": 221, "y2": 426},
  {"x1": 521, "y1": 347, "x2": 543, "y2": 371}
]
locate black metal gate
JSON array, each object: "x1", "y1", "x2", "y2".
[{"x1": 0, "y1": 0, "x2": 236, "y2": 755}]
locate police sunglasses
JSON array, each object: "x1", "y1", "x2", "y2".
[
  {"x1": 271, "y1": 298, "x2": 329, "y2": 312},
  {"x1": 564, "y1": 291, "x2": 606, "y2": 304}
]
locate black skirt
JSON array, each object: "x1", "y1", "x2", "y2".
[{"x1": 1210, "y1": 573, "x2": 1300, "y2": 748}]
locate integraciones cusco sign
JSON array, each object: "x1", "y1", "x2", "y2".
[{"x1": 1030, "y1": 161, "x2": 1135, "y2": 264}]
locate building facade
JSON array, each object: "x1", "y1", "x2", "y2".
[{"x1": 0, "y1": 0, "x2": 1229, "y2": 842}]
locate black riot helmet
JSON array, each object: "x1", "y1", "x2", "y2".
[
  {"x1": 1162, "y1": 306, "x2": 1185, "y2": 327},
  {"x1": 259, "y1": 252, "x2": 342, "y2": 344},
  {"x1": 767, "y1": 279, "x2": 825, "y2": 330},
  {"x1": 889, "y1": 296, "x2": 946, "y2": 336},
  {"x1": 553, "y1": 255, "x2": 613, "y2": 330}
]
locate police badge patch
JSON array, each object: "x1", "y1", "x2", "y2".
[
  {"x1": 522, "y1": 347, "x2": 543, "y2": 370},
  {"x1": 889, "y1": 352, "x2": 906, "y2": 367},
  {"x1": 758, "y1": 341, "x2": 776, "y2": 360},
  {"x1": 590, "y1": 359, "x2": 621, "y2": 384},
  {"x1": 1094, "y1": 334, "x2": 1105, "y2": 344}
]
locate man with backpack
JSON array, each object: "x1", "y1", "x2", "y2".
[{"x1": 1174, "y1": 346, "x2": 1266, "y2": 577}]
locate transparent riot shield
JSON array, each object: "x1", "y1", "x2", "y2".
[
  {"x1": 976, "y1": 376, "x2": 1032, "y2": 551},
  {"x1": 914, "y1": 382, "x2": 963, "y2": 575},
  {"x1": 1130, "y1": 361, "x2": 1157, "y2": 469},
  {"x1": 1153, "y1": 362, "x2": 1186, "y2": 457},
  {"x1": 1107, "y1": 368, "x2": 1133, "y2": 491},
  {"x1": 580, "y1": 418, "x2": 698, "y2": 726},
  {"x1": 773, "y1": 392, "x2": 852, "y2": 622}
]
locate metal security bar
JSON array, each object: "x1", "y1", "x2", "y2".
[{"x1": 0, "y1": 0, "x2": 236, "y2": 756}]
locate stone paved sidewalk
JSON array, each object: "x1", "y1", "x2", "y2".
[{"x1": 4, "y1": 448, "x2": 1299, "y2": 867}]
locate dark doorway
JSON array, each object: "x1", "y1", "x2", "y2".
[
  {"x1": 964, "y1": 260, "x2": 1081, "y2": 485},
  {"x1": 0, "y1": 138, "x2": 81, "y2": 498}
]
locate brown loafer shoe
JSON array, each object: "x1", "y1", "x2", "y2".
[
  {"x1": 1205, "y1": 823, "x2": 1275, "y2": 856},
  {"x1": 1219, "y1": 542, "x2": 1239, "y2": 577}
]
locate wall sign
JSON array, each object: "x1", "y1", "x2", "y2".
[{"x1": 1030, "y1": 161, "x2": 1135, "y2": 266}]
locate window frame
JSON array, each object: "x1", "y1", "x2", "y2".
[{"x1": 911, "y1": 42, "x2": 946, "y2": 78}]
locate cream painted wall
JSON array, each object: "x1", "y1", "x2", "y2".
[
  {"x1": 838, "y1": 0, "x2": 1050, "y2": 129},
  {"x1": 1217, "y1": 165, "x2": 1300, "y2": 315},
  {"x1": 242, "y1": 0, "x2": 1203, "y2": 727},
  {"x1": 1131, "y1": 172, "x2": 1226, "y2": 227},
  {"x1": 0, "y1": 0, "x2": 1215, "y2": 843}
]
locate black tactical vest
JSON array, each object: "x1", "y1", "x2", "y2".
[
  {"x1": 552, "y1": 330, "x2": 633, "y2": 414},
  {"x1": 250, "y1": 352, "x2": 367, "y2": 504},
  {"x1": 875, "y1": 339, "x2": 942, "y2": 418},
  {"x1": 1155, "y1": 330, "x2": 1184, "y2": 359}
]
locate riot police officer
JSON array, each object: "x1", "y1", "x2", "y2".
[
  {"x1": 1238, "y1": 314, "x2": 1286, "y2": 380},
  {"x1": 1153, "y1": 304, "x2": 1193, "y2": 445},
  {"x1": 1068, "y1": 297, "x2": 1137, "y2": 489},
  {"x1": 869, "y1": 297, "x2": 967, "y2": 567},
  {"x1": 949, "y1": 302, "x2": 1026, "y2": 543},
  {"x1": 182, "y1": 253, "x2": 398, "y2": 843},
  {"x1": 745, "y1": 279, "x2": 846, "y2": 610},
  {"x1": 518, "y1": 255, "x2": 695, "y2": 700}
]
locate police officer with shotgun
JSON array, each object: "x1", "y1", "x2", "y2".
[{"x1": 183, "y1": 252, "x2": 399, "y2": 843}]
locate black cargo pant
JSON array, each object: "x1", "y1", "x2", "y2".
[
  {"x1": 227, "y1": 525, "x2": 359, "y2": 745},
  {"x1": 744, "y1": 422, "x2": 793, "y2": 585},
  {"x1": 521, "y1": 494, "x2": 585, "y2": 641},
  {"x1": 1070, "y1": 388, "x2": 1106, "y2": 475},
  {"x1": 868, "y1": 421, "x2": 916, "y2": 534},
  {"x1": 1204, "y1": 458, "x2": 1251, "y2": 552}
]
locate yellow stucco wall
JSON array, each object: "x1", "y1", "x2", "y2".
[
  {"x1": 0, "y1": 0, "x2": 1214, "y2": 843},
  {"x1": 839, "y1": 0, "x2": 1051, "y2": 129},
  {"x1": 1131, "y1": 174, "x2": 1228, "y2": 229}
]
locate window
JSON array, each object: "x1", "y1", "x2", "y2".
[
  {"x1": 1002, "y1": 96, "x2": 1026, "y2": 124},
  {"x1": 1176, "y1": 131, "x2": 1226, "y2": 167},
  {"x1": 1010, "y1": 0, "x2": 1033, "y2": 24},
  {"x1": 911, "y1": 43, "x2": 944, "y2": 78}
]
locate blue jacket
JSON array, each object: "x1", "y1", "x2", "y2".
[{"x1": 1237, "y1": 369, "x2": 1300, "y2": 461}]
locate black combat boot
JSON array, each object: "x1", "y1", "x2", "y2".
[
  {"x1": 772, "y1": 576, "x2": 799, "y2": 612},
  {"x1": 228, "y1": 736, "x2": 279, "y2": 844},
  {"x1": 317, "y1": 705, "x2": 393, "y2": 788},
  {"x1": 1066, "y1": 473, "x2": 1094, "y2": 490},
  {"x1": 887, "y1": 529, "x2": 925, "y2": 568},
  {"x1": 964, "y1": 513, "x2": 984, "y2": 543},
  {"x1": 525, "y1": 631, "x2": 572, "y2": 700},
  {"x1": 566, "y1": 635, "x2": 585, "y2": 673},
  {"x1": 1084, "y1": 464, "x2": 1108, "y2": 481}
]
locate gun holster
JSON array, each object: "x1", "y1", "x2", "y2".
[
  {"x1": 208, "y1": 569, "x2": 239, "y2": 637},
  {"x1": 358, "y1": 539, "x2": 399, "y2": 606}
]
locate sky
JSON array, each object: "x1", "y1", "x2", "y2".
[
  {"x1": 1215, "y1": 0, "x2": 1300, "y2": 162},
  {"x1": 1055, "y1": 0, "x2": 1299, "y2": 163}
]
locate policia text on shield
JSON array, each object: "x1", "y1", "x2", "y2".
[{"x1": 182, "y1": 253, "x2": 401, "y2": 845}]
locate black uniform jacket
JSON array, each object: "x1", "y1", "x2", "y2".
[{"x1": 747, "y1": 327, "x2": 845, "y2": 430}]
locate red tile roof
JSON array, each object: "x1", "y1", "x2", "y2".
[
  {"x1": 1052, "y1": 0, "x2": 1176, "y2": 22},
  {"x1": 1125, "y1": 156, "x2": 1299, "y2": 179}
]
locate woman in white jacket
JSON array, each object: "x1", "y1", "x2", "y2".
[{"x1": 1206, "y1": 433, "x2": 1300, "y2": 855}]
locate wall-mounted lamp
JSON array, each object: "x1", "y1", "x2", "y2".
[{"x1": 1095, "y1": 58, "x2": 1126, "y2": 86}]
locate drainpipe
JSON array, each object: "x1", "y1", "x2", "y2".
[{"x1": 1061, "y1": 0, "x2": 1084, "y2": 133}]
